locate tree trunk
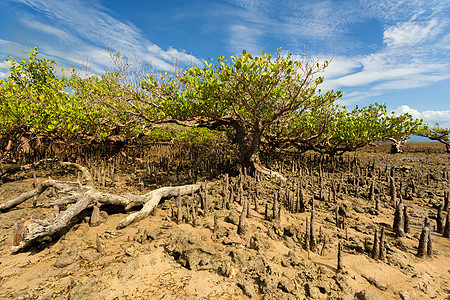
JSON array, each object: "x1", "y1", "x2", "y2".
[
  {"x1": 389, "y1": 138, "x2": 404, "y2": 154},
  {"x1": 235, "y1": 123, "x2": 286, "y2": 181}
]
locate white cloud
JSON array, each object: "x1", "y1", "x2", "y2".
[
  {"x1": 0, "y1": 61, "x2": 12, "y2": 69},
  {"x1": 372, "y1": 73, "x2": 450, "y2": 90},
  {"x1": 322, "y1": 56, "x2": 362, "y2": 80},
  {"x1": 0, "y1": 60, "x2": 12, "y2": 78},
  {"x1": 20, "y1": 18, "x2": 73, "y2": 42},
  {"x1": 394, "y1": 105, "x2": 450, "y2": 127},
  {"x1": 327, "y1": 66, "x2": 422, "y2": 88},
  {"x1": 229, "y1": 0, "x2": 450, "y2": 102},
  {"x1": 360, "y1": 0, "x2": 446, "y2": 22},
  {"x1": 394, "y1": 105, "x2": 422, "y2": 119},
  {"x1": 9, "y1": 0, "x2": 203, "y2": 72},
  {"x1": 383, "y1": 18, "x2": 442, "y2": 47},
  {"x1": 338, "y1": 92, "x2": 379, "y2": 106},
  {"x1": 228, "y1": 24, "x2": 262, "y2": 54},
  {"x1": 0, "y1": 39, "x2": 29, "y2": 58},
  {"x1": 315, "y1": 16, "x2": 449, "y2": 93},
  {"x1": 145, "y1": 45, "x2": 201, "y2": 69}
]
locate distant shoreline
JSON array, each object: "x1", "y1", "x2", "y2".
[{"x1": 407, "y1": 135, "x2": 439, "y2": 142}]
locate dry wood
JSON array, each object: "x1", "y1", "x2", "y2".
[
  {"x1": 369, "y1": 179, "x2": 375, "y2": 202},
  {"x1": 0, "y1": 158, "x2": 56, "y2": 178},
  {"x1": 310, "y1": 204, "x2": 317, "y2": 252},
  {"x1": 443, "y1": 213, "x2": 449, "y2": 238},
  {"x1": 427, "y1": 227, "x2": 433, "y2": 257},
  {"x1": 52, "y1": 205, "x2": 60, "y2": 219},
  {"x1": 13, "y1": 219, "x2": 25, "y2": 246},
  {"x1": 237, "y1": 198, "x2": 247, "y2": 235},
  {"x1": 0, "y1": 180, "x2": 82, "y2": 212},
  {"x1": 177, "y1": 190, "x2": 183, "y2": 224},
  {"x1": 444, "y1": 191, "x2": 449, "y2": 211},
  {"x1": 96, "y1": 234, "x2": 105, "y2": 254},
  {"x1": 436, "y1": 204, "x2": 443, "y2": 234},
  {"x1": 272, "y1": 193, "x2": 279, "y2": 221},
  {"x1": 416, "y1": 225, "x2": 430, "y2": 258},
  {"x1": 393, "y1": 200, "x2": 405, "y2": 237},
  {"x1": 305, "y1": 217, "x2": 310, "y2": 252},
  {"x1": 61, "y1": 162, "x2": 95, "y2": 187},
  {"x1": 2, "y1": 162, "x2": 200, "y2": 251},
  {"x1": 201, "y1": 181, "x2": 208, "y2": 216},
  {"x1": 90, "y1": 203, "x2": 101, "y2": 227},
  {"x1": 337, "y1": 240, "x2": 343, "y2": 273},
  {"x1": 32, "y1": 172, "x2": 38, "y2": 207},
  {"x1": 403, "y1": 205, "x2": 410, "y2": 234},
  {"x1": 253, "y1": 160, "x2": 286, "y2": 181},
  {"x1": 379, "y1": 227, "x2": 386, "y2": 261},
  {"x1": 371, "y1": 228, "x2": 379, "y2": 260},
  {"x1": 117, "y1": 184, "x2": 200, "y2": 228},
  {"x1": 213, "y1": 214, "x2": 219, "y2": 233},
  {"x1": 375, "y1": 194, "x2": 380, "y2": 212},
  {"x1": 389, "y1": 175, "x2": 397, "y2": 203}
]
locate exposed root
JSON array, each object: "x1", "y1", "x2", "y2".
[
  {"x1": 117, "y1": 184, "x2": 200, "y2": 229},
  {"x1": 0, "y1": 180, "x2": 82, "y2": 212},
  {"x1": 252, "y1": 160, "x2": 287, "y2": 181},
  {"x1": 13, "y1": 195, "x2": 92, "y2": 251},
  {"x1": 1, "y1": 162, "x2": 202, "y2": 252},
  {"x1": 60, "y1": 161, "x2": 95, "y2": 187}
]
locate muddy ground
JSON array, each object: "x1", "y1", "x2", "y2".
[{"x1": 0, "y1": 142, "x2": 449, "y2": 299}]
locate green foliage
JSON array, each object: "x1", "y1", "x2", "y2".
[
  {"x1": 155, "y1": 49, "x2": 342, "y2": 129},
  {"x1": 0, "y1": 48, "x2": 115, "y2": 140},
  {"x1": 147, "y1": 126, "x2": 176, "y2": 141},
  {"x1": 0, "y1": 47, "x2": 425, "y2": 160},
  {"x1": 173, "y1": 127, "x2": 223, "y2": 145},
  {"x1": 419, "y1": 124, "x2": 450, "y2": 152},
  {"x1": 420, "y1": 124, "x2": 450, "y2": 141},
  {"x1": 68, "y1": 71, "x2": 150, "y2": 138},
  {"x1": 146, "y1": 124, "x2": 224, "y2": 145},
  {"x1": 0, "y1": 48, "x2": 151, "y2": 141},
  {"x1": 279, "y1": 103, "x2": 423, "y2": 155},
  {"x1": 0, "y1": 47, "x2": 70, "y2": 136}
]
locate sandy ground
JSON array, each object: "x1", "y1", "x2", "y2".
[{"x1": 0, "y1": 142, "x2": 449, "y2": 299}]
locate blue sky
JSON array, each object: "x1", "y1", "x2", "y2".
[{"x1": 1, "y1": 0, "x2": 449, "y2": 127}]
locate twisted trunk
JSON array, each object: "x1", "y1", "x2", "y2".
[{"x1": 234, "y1": 122, "x2": 286, "y2": 181}]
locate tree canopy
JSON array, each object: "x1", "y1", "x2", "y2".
[
  {"x1": 419, "y1": 124, "x2": 450, "y2": 153},
  {"x1": 269, "y1": 103, "x2": 423, "y2": 155},
  {"x1": 144, "y1": 50, "x2": 342, "y2": 178},
  {"x1": 0, "y1": 48, "x2": 428, "y2": 175}
]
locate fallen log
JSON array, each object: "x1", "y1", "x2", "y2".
[
  {"x1": 0, "y1": 162, "x2": 201, "y2": 252},
  {"x1": 0, "y1": 180, "x2": 82, "y2": 212},
  {"x1": 117, "y1": 184, "x2": 200, "y2": 229}
]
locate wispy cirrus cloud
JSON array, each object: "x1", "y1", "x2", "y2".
[
  {"x1": 228, "y1": 24, "x2": 263, "y2": 54},
  {"x1": 5, "y1": 0, "x2": 202, "y2": 73},
  {"x1": 338, "y1": 91, "x2": 381, "y2": 106},
  {"x1": 20, "y1": 18, "x2": 74, "y2": 43},
  {"x1": 383, "y1": 18, "x2": 443, "y2": 48},
  {"x1": 226, "y1": 0, "x2": 449, "y2": 107}
]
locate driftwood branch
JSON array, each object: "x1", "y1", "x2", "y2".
[
  {"x1": 0, "y1": 180, "x2": 82, "y2": 212},
  {"x1": 1, "y1": 161, "x2": 202, "y2": 252},
  {"x1": 117, "y1": 184, "x2": 200, "y2": 229},
  {"x1": 60, "y1": 162, "x2": 95, "y2": 187}
]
